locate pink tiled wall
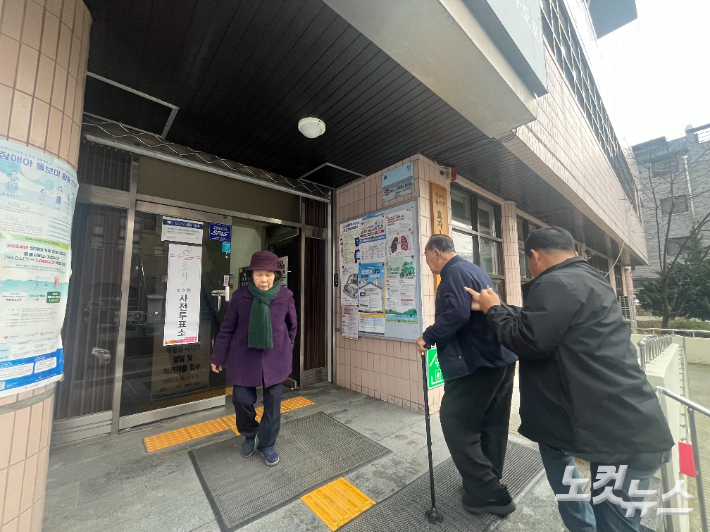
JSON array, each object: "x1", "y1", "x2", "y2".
[
  {"x1": 0, "y1": 388, "x2": 55, "y2": 532},
  {"x1": 501, "y1": 201, "x2": 523, "y2": 306},
  {"x1": 0, "y1": 0, "x2": 90, "y2": 529},
  {"x1": 334, "y1": 154, "x2": 452, "y2": 413},
  {"x1": 1, "y1": 0, "x2": 90, "y2": 166}
]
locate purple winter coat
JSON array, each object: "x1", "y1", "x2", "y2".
[{"x1": 211, "y1": 285, "x2": 297, "y2": 388}]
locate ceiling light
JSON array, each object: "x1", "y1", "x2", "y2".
[{"x1": 298, "y1": 117, "x2": 326, "y2": 139}]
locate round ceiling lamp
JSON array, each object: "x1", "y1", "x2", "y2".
[{"x1": 298, "y1": 117, "x2": 326, "y2": 139}]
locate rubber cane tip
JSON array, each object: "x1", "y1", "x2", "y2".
[{"x1": 425, "y1": 508, "x2": 444, "y2": 524}]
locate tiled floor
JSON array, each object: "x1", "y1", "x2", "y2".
[{"x1": 43, "y1": 379, "x2": 568, "y2": 532}]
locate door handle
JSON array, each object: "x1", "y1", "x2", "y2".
[{"x1": 211, "y1": 290, "x2": 225, "y2": 311}]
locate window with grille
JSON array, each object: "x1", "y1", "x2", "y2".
[
  {"x1": 587, "y1": 253, "x2": 609, "y2": 276},
  {"x1": 660, "y1": 195, "x2": 689, "y2": 216},
  {"x1": 614, "y1": 264, "x2": 624, "y2": 295},
  {"x1": 540, "y1": 0, "x2": 638, "y2": 213},
  {"x1": 517, "y1": 217, "x2": 540, "y2": 282},
  {"x1": 451, "y1": 187, "x2": 505, "y2": 289}
]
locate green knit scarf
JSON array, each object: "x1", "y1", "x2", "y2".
[{"x1": 247, "y1": 281, "x2": 281, "y2": 349}]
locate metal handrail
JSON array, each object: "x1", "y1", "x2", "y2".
[
  {"x1": 657, "y1": 386, "x2": 709, "y2": 532},
  {"x1": 637, "y1": 327, "x2": 710, "y2": 338},
  {"x1": 638, "y1": 335, "x2": 673, "y2": 370}
]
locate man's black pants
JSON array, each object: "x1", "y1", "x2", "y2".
[{"x1": 439, "y1": 363, "x2": 516, "y2": 505}]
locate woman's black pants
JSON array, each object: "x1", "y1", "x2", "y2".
[{"x1": 232, "y1": 382, "x2": 283, "y2": 451}]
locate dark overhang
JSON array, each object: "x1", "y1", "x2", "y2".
[
  {"x1": 588, "y1": 0, "x2": 638, "y2": 38},
  {"x1": 82, "y1": 0, "x2": 631, "y2": 262}
]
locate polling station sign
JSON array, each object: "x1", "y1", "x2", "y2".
[
  {"x1": 208, "y1": 222, "x2": 231, "y2": 242},
  {"x1": 0, "y1": 139, "x2": 78, "y2": 397}
]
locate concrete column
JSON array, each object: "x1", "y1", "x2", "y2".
[
  {"x1": 0, "y1": 0, "x2": 90, "y2": 529},
  {"x1": 608, "y1": 257, "x2": 617, "y2": 295},
  {"x1": 623, "y1": 266, "x2": 634, "y2": 297},
  {"x1": 501, "y1": 202, "x2": 522, "y2": 306}
]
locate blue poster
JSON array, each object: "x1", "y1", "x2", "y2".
[
  {"x1": 209, "y1": 222, "x2": 231, "y2": 242},
  {"x1": 382, "y1": 162, "x2": 414, "y2": 202},
  {"x1": 0, "y1": 140, "x2": 78, "y2": 397}
]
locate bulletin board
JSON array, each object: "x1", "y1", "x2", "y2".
[{"x1": 339, "y1": 200, "x2": 425, "y2": 342}]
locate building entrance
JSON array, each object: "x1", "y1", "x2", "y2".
[
  {"x1": 118, "y1": 207, "x2": 230, "y2": 420},
  {"x1": 53, "y1": 140, "x2": 331, "y2": 442}
]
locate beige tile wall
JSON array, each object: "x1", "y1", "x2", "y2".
[
  {"x1": 504, "y1": 45, "x2": 647, "y2": 263},
  {"x1": 335, "y1": 154, "x2": 452, "y2": 413},
  {"x1": 0, "y1": 0, "x2": 90, "y2": 529},
  {"x1": 0, "y1": 0, "x2": 90, "y2": 166},
  {"x1": 0, "y1": 388, "x2": 55, "y2": 532}
]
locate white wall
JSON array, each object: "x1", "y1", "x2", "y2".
[
  {"x1": 230, "y1": 223, "x2": 264, "y2": 280},
  {"x1": 644, "y1": 344, "x2": 691, "y2": 532}
]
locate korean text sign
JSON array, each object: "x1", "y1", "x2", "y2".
[
  {"x1": 164, "y1": 244, "x2": 202, "y2": 345},
  {"x1": 0, "y1": 140, "x2": 79, "y2": 397}
]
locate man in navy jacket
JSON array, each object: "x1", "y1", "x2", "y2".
[{"x1": 417, "y1": 234, "x2": 518, "y2": 516}]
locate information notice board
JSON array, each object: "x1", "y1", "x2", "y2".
[{"x1": 339, "y1": 200, "x2": 424, "y2": 342}]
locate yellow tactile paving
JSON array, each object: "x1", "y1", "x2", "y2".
[
  {"x1": 302, "y1": 478, "x2": 375, "y2": 531},
  {"x1": 143, "y1": 396, "x2": 314, "y2": 452},
  {"x1": 185, "y1": 418, "x2": 229, "y2": 439},
  {"x1": 143, "y1": 428, "x2": 191, "y2": 453}
]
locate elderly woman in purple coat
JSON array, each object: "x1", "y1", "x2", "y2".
[{"x1": 211, "y1": 251, "x2": 297, "y2": 466}]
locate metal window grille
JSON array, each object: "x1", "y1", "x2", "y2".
[
  {"x1": 540, "y1": 0, "x2": 638, "y2": 212},
  {"x1": 619, "y1": 295, "x2": 636, "y2": 321},
  {"x1": 81, "y1": 114, "x2": 332, "y2": 201}
]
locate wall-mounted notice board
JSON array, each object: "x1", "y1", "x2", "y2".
[{"x1": 339, "y1": 200, "x2": 424, "y2": 342}]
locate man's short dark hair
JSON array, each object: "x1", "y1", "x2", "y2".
[
  {"x1": 525, "y1": 226, "x2": 576, "y2": 257},
  {"x1": 426, "y1": 234, "x2": 456, "y2": 253}
]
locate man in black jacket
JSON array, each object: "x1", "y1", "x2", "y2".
[
  {"x1": 416, "y1": 234, "x2": 518, "y2": 516},
  {"x1": 466, "y1": 226, "x2": 674, "y2": 532}
]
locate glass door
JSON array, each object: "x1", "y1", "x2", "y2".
[{"x1": 119, "y1": 208, "x2": 230, "y2": 420}]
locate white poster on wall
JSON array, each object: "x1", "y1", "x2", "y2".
[
  {"x1": 341, "y1": 263, "x2": 359, "y2": 306},
  {"x1": 161, "y1": 217, "x2": 204, "y2": 244},
  {"x1": 342, "y1": 306, "x2": 359, "y2": 339},
  {"x1": 359, "y1": 213, "x2": 386, "y2": 262},
  {"x1": 358, "y1": 262, "x2": 385, "y2": 313},
  {"x1": 0, "y1": 140, "x2": 78, "y2": 398},
  {"x1": 385, "y1": 208, "x2": 415, "y2": 258},
  {"x1": 164, "y1": 244, "x2": 202, "y2": 345},
  {"x1": 339, "y1": 218, "x2": 361, "y2": 265},
  {"x1": 359, "y1": 314, "x2": 385, "y2": 335},
  {"x1": 385, "y1": 257, "x2": 418, "y2": 323},
  {"x1": 277, "y1": 256, "x2": 288, "y2": 287}
]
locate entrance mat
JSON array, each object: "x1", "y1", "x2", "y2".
[
  {"x1": 189, "y1": 411, "x2": 390, "y2": 531},
  {"x1": 339, "y1": 440, "x2": 543, "y2": 532}
]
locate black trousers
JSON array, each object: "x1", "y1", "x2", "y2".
[
  {"x1": 232, "y1": 382, "x2": 283, "y2": 451},
  {"x1": 439, "y1": 363, "x2": 516, "y2": 505}
]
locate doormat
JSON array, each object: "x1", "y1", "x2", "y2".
[
  {"x1": 189, "y1": 411, "x2": 389, "y2": 531},
  {"x1": 338, "y1": 440, "x2": 544, "y2": 532}
]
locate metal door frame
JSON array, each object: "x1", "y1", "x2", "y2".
[
  {"x1": 299, "y1": 203, "x2": 332, "y2": 387},
  {"x1": 114, "y1": 200, "x2": 234, "y2": 431}
]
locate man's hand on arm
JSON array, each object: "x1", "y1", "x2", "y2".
[
  {"x1": 415, "y1": 337, "x2": 428, "y2": 354},
  {"x1": 464, "y1": 287, "x2": 500, "y2": 313}
]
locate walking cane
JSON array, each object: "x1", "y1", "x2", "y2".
[{"x1": 421, "y1": 344, "x2": 444, "y2": 524}]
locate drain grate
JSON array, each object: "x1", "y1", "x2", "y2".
[
  {"x1": 189, "y1": 412, "x2": 389, "y2": 531},
  {"x1": 339, "y1": 441, "x2": 543, "y2": 532}
]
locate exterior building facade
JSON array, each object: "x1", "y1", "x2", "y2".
[
  {"x1": 0, "y1": 0, "x2": 642, "y2": 528},
  {"x1": 632, "y1": 124, "x2": 710, "y2": 285}
]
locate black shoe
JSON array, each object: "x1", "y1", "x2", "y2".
[
  {"x1": 463, "y1": 499, "x2": 516, "y2": 517},
  {"x1": 462, "y1": 486, "x2": 516, "y2": 517}
]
